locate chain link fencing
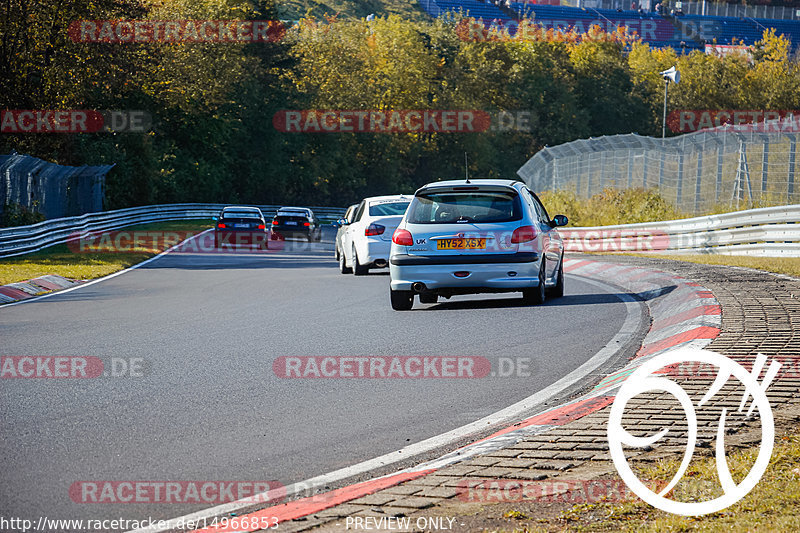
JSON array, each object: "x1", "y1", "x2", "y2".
[
  {"x1": 0, "y1": 152, "x2": 112, "y2": 224},
  {"x1": 517, "y1": 118, "x2": 800, "y2": 214}
]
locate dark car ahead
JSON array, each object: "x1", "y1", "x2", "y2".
[
  {"x1": 271, "y1": 207, "x2": 322, "y2": 242},
  {"x1": 214, "y1": 206, "x2": 269, "y2": 249}
]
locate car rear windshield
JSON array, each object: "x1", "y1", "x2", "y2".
[
  {"x1": 406, "y1": 191, "x2": 521, "y2": 224},
  {"x1": 369, "y1": 202, "x2": 410, "y2": 217},
  {"x1": 222, "y1": 210, "x2": 262, "y2": 220}
]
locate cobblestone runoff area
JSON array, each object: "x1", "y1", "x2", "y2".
[{"x1": 208, "y1": 255, "x2": 800, "y2": 533}]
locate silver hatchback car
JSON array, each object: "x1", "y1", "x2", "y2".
[{"x1": 388, "y1": 179, "x2": 568, "y2": 310}]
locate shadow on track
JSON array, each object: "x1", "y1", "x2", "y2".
[{"x1": 418, "y1": 284, "x2": 677, "y2": 311}]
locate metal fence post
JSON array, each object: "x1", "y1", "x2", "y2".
[
  {"x1": 695, "y1": 150, "x2": 703, "y2": 213},
  {"x1": 598, "y1": 151, "x2": 607, "y2": 194},
  {"x1": 677, "y1": 150, "x2": 685, "y2": 207},
  {"x1": 642, "y1": 150, "x2": 649, "y2": 188},
  {"x1": 627, "y1": 150, "x2": 634, "y2": 188},
  {"x1": 761, "y1": 140, "x2": 769, "y2": 196},
  {"x1": 789, "y1": 136, "x2": 797, "y2": 201},
  {"x1": 716, "y1": 140, "x2": 725, "y2": 203}
]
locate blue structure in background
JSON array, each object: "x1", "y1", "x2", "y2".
[{"x1": 419, "y1": 1, "x2": 800, "y2": 53}]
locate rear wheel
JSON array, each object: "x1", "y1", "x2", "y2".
[
  {"x1": 339, "y1": 249, "x2": 352, "y2": 274},
  {"x1": 390, "y1": 289, "x2": 414, "y2": 311},
  {"x1": 419, "y1": 292, "x2": 438, "y2": 304},
  {"x1": 522, "y1": 259, "x2": 546, "y2": 305},
  {"x1": 353, "y1": 247, "x2": 369, "y2": 276},
  {"x1": 547, "y1": 257, "x2": 564, "y2": 298}
]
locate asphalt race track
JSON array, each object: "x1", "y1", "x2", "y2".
[{"x1": 0, "y1": 228, "x2": 643, "y2": 525}]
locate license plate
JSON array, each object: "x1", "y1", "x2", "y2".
[
  {"x1": 234, "y1": 223, "x2": 250, "y2": 228},
  {"x1": 437, "y1": 238, "x2": 486, "y2": 250},
  {"x1": 285, "y1": 221, "x2": 297, "y2": 226}
]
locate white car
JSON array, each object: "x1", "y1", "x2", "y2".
[
  {"x1": 338, "y1": 195, "x2": 412, "y2": 275},
  {"x1": 334, "y1": 204, "x2": 358, "y2": 263}
]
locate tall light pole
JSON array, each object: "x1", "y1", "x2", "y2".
[{"x1": 660, "y1": 66, "x2": 680, "y2": 138}]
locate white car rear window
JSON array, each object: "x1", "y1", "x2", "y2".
[
  {"x1": 407, "y1": 192, "x2": 521, "y2": 224},
  {"x1": 368, "y1": 202, "x2": 409, "y2": 217}
]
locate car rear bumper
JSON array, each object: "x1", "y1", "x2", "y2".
[
  {"x1": 389, "y1": 253, "x2": 542, "y2": 292},
  {"x1": 215, "y1": 230, "x2": 268, "y2": 246},
  {"x1": 390, "y1": 252, "x2": 539, "y2": 265},
  {"x1": 272, "y1": 227, "x2": 312, "y2": 238},
  {"x1": 360, "y1": 239, "x2": 393, "y2": 267}
]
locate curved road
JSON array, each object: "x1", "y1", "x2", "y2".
[{"x1": 0, "y1": 229, "x2": 642, "y2": 525}]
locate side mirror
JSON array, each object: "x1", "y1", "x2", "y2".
[
  {"x1": 551, "y1": 214, "x2": 568, "y2": 227},
  {"x1": 336, "y1": 218, "x2": 350, "y2": 226}
]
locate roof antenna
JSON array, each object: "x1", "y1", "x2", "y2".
[{"x1": 464, "y1": 152, "x2": 470, "y2": 183}]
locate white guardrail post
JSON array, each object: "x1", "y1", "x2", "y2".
[{"x1": 0, "y1": 204, "x2": 347, "y2": 258}]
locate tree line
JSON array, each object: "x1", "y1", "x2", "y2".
[{"x1": 1, "y1": 0, "x2": 799, "y2": 211}]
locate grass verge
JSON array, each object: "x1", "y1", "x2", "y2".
[
  {"x1": 552, "y1": 431, "x2": 800, "y2": 532},
  {"x1": 0, "y1": 219, "x2": 212, "y2": 286}
]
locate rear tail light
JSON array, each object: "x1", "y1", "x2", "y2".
[
  {"x1": 217, "y1": 223, "x2": 226, "y2": 229},
  {"x1": 392, "y1": 228, "x2": 413, "y2": 246},
  {"x1": 272, "y1": 220, "x2": 279, "y2": 225},
  {"x1": 257, "y1": 224, "x2": 266, "y2": 229},
  {"x1": 511, "y1": 225, "x2": 537, "y2": 244},
  {"x1": 303, "y1": 222, "x2": 311, "y2": 227},
  {"x1": 365, "y1": 224, "x2": 385, "y2": 236}
]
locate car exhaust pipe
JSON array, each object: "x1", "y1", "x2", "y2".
[
  {"x1": 374, "y1": 259, "x2": 388, "y2": 268},
  {"x1": 411, "y1": 282, "x2": 426, "y2": 293}
]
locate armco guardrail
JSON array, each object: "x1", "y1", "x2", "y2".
[
  {"x1": 560, "y1": 204, "x2": 800, "y2": 257},
  {"x1": 0, "y1": 204, "x2": 346, "y2": 258},
  {"x1": 4, "y1": 203, "x2": 797, "y2": 259}
]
